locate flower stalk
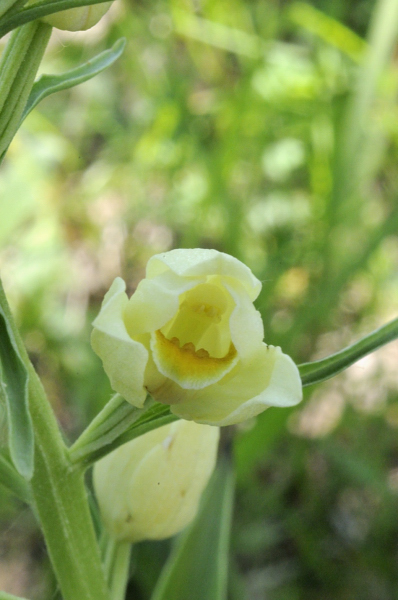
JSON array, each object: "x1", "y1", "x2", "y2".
[
  {"x1": 102, "y1": 533, "x2": 132, "y2": 600},
  {"x1": 0, "y1": 20, "x2": 52, "y2": 159},
  {"x1": 69, "y1": 395, "x2": 177, "y2": 469}
]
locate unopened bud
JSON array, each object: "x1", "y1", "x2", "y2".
[
  {"x1": 93, "y1": 420, "x2": 219, "y2": 542},
  {"x1": 35, "y1": 2, "x2": 113, "y2": 31}
]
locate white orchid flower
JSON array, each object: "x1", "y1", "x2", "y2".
[{"x1": 91, "y1": 248, "x2": 302, "y2": 426}]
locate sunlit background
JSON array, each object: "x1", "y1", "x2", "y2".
[{"x1": 1, "y1": 0, "x2": 398, "y2": 597}]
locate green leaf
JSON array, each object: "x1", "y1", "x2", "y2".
[
  {"x1": 69, "y1": 394, "x2": 178, "y2": 469},
  {"x1": 0, "y1": 592, "x2": 29, "y2": 600},
  {"x1": 151, "y1": 456, "x2": 235, "y2": 600},
  {"x1": 0, "y1": 0, "x2": 27, "y2": 21},
  {"x1": 22, "y1": 38, "x2": 126, "y2": 121},
  {"x1": 0, "y1": 449, "x2": 32, "y2": 503},
  {"x1": 0, "y1": 308, "x2": 33, "y2": 480},
  {"x1": 299, "y1": 316, "x2": 398, "y2": 387}
]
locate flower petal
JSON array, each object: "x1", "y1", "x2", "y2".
[
  {"x1": 91, "y1": 278, "x2": 148, "y2": 407},
  {"x1": 223, "y1": 279, "x2": 264, "y2": 357},
  {"x1": 124, "y1": 270, "x2": 201, "y2": 337},
  {"x1": 214, "y1": 349, "x2": 303, "y2": 425},
  {"x1": 152, "y1": 344, "x2": 302, "y2": 425},
  {"x1": 147, "y1": 249, "x2": 262, "y2": 301}
]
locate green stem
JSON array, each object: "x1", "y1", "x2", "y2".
[
  {"x1": 110, "y1": 542, "x2": 132, "y2": 600},
  {"x1": 0, "y1": 22, "x2": 36, "y2": 113},
  {"x1": 299, "y1": 316, "x2": 398, "y2": 387},
  {"x1": 102, "y1": 533, "x2": 131, "y2": 600},
  {"x1": 0, "y1": 283, "x2": 110, "y2": 600},
  {"x1": 71, "y1": 394, "x2": 153, "y2": 461},
  {"x1": 69, "y1": 395, "x2": 178, "y2": 470},
  {"x1": 0, "y1": 21, "x2": 52, "y2": 159},
  {"x1": 29, "y1": 368, "x2": 110, "y2": 600}
]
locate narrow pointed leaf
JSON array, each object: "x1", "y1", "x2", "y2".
[
  {"x1": 0, "y1": 592, "x2": 29, "y2": 600},
  {"x1": 0, "y1": 309, "x2": 33, "y2": 479},
  {"x1": 0, "y1": 0, "x2": 27, "y2": 20},
  {"x1": 22, "y1": 38, "x2": 125, "y2": 121},
  {"x1": 151, "y1": 457, "x2": 235, "y2": 600},
  {"x1": 299, "y1": 316, "x2": 398, "y2": 387},
  {"x1": 0, "y1": 450, "x2": 32, "y2": 503}
]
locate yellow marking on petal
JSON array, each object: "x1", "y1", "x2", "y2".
[
  {"x1": 196, "y1": 348, "x2": 210, "y2": 358},
  {"x1": 160, "y1": 280, "x2": 235, "y2": 358},
  {"x1": 151, "y1": 330, "x2": 238, "y2": 390}
]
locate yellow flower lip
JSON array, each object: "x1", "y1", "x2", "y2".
[{"x1": 151, "y1": 330, "x2": 238, "y2": 390}]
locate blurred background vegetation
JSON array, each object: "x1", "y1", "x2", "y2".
[{"x1": 1, "y1": 0, "x2": 398, "y2": 598}]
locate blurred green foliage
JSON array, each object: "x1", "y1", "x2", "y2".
[{"x1": 1, "y1": 0, "x2": 398, "y2": 598}]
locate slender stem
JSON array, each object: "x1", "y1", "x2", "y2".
[
  {"x1": 299, "y1": 316, "x2": 398, "y2": 387},
  {"x1": 109, "y1": 541, "x2": 132, "y2": 600},
  {"x1": 0, "y1": 21, "x2": 52, "y2": 159},
  {"x1": 0, "y1": 282, "x2": 110, "y2": 600},
  {"x1": 102, "y1": 532, "x2": 116, "y2": 577},
  {"x1": 70, "y1": 394, "x2": 152, "y2": 460},
  {"x1": 102, "y1": 532, "x2": 131, "y2": 600},
  {"x1": 69, "y1": 395, "x2": 177, "y2": 470},
  {"x1": 0, "y1": 22, "x2": 37, "y2": 114}
]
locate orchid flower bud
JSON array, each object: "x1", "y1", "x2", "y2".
[
  {"x1": 93, "y1": 420, "x2": 219, "y2": 542},
  {"x1": 31, "y1": 1, "x2": 113, "y2": 31},
  {"x1": 91, "y1": 248, "x2": 303, "y2": 426}
]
